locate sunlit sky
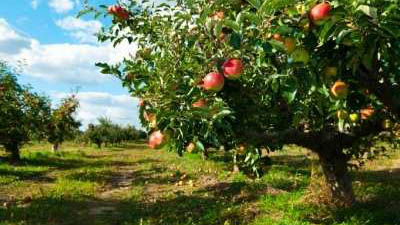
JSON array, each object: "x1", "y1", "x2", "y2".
[{"x1": 0, "y1": 0, "x2": 141, "y2": 128}]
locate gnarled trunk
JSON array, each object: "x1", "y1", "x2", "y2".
[{"x1": 317, "y1": 151, "x2": 354, "y2": 207}]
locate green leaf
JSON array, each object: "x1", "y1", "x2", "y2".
[
  {"x1": 247, "y1": 0, "x2": 262, "y2": 9},
  {"x1": 224, "y1": 20, "x2": 240, "y2": 32},
  {"x1": 195, "y1": 141, "x2": 205, "y2": 152},
  {"x1": 357, "y1": 5, "x2": 378, "y2": 20},
  {"x1": 229, "y1": 32, "x2": 241, "y2": 49}
]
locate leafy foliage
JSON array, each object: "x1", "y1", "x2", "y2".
[
  {"x1": 84, "y1": 117, "x2": 143, "y2": 148},
  {"x1": 85, "y1": 0, "x2": 400, "y2": 204},
  {"x1": 47, "y1": 95, "x2": 81, "y2": 149},
  {"x1": 0, "y1": 61, "x2": 51, "y2": 159}
]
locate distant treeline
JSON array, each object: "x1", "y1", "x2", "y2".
[{"x1": 77, "y1": 117, "x2": 147, "y2": 148}]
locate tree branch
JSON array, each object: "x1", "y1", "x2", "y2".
[{"x1": 242, "y1": 121, "x2": 383, "y2": 156}]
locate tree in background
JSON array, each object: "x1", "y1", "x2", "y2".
[
  {"x1": 87, "y1": 0, "x2": 400, "y2": 206},
  {"x1": 0, "y1": 61, "x2": 51, "y2": 161},
  {"x1": 84, "y1": 117, "x2": 142, "y2": 148},
  {"x1": 47, "y1": 95, "x2": 81, "y2": 151}
]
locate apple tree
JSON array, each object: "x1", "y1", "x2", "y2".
[
  {"x1": 47, "y1": 95, "x2": 81, "y2": 151},
  {"x1": 0, "y1": 61, "x2": 51, "y2": 161},
  {"x1": 85, "y1": 0, "x2": 400, "y2": 206}
]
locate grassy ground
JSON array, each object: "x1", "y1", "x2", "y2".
[{"x1": 0, "y1": 142, "x2": 399, "y2": 225}]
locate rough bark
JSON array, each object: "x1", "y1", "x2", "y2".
[
  {"x1": 318, "y1": 151, "x2": 354, "y2": 207},
  {"x1": 241, "y1": 128, "x2": 358, "y2": 206}
]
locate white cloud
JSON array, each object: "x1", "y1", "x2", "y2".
[
  {"x1": 0, "y1": 18, "x2": 140, "y2": 127},
  {"x1": 31, "y1": 0, "x2": 39, "y2": 9},
  {"x1": 52, "y1": 92, "x2": 141, "y2": 129},
  {"x1": 0, "y1": 19, "x2": 34, "y2": 54},
  {"x1": 49, "y1": 0, "x2": 75, "y2": 13},
  {"x1": 56, "y1": 17, "x2": 102, "y2": 44},
  {"x1": 0, "y1": 18, "x2": 136, "y2": 84}
]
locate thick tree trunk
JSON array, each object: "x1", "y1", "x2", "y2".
[
  {"x1": 317, "y1": 152, "x2": 354, "y2": 207},
  {"x1": 52, "y1": 143, "x2": 59, "y2": 152},
  {"x1": 202, "y1": 148, "x2": 209, "y2": 160},
  {"x1": 5, "y1": 143, "x2": 20, "y2": 162}
]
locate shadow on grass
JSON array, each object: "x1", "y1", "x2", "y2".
[
  {"x1": 297, "y1": 168, "x2": 400, "y2": 225},
  {"x1": 20, "y1": 153, "x2": 132, "y2": 170},
  {"x1": 0, "y1": 167, "x2": 54, "y2": 183},
  {"x1": 64, "y1": 165, "x2": 170, "y2": 187},
  {"x1": 0, "y1": 182, "x2": 266, "y2": 225},
  {"x1": 328, "y1": 168, "x2": 400, "y2": 225},
  {"x1": 1, "y1": 148, "x2": 399, "y2": 225}
]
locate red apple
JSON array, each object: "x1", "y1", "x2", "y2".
[
  {"x1": 186, "y1": 142, "x2": 196, "y2": 153},
  {"x1": 107, "y1": 5, "x2": 129, "y2": 20},
  {"x1": 310, "y1": 2, "x2": 331, "y2": 24},
  {"x1": 360, "y1": 108, "x2": 375, "y2": 120},
  {"x1": 223, "y1": 59, "x2": 243, "y2": 79},
  {"x1": 331, "y1": 81, "x2": 348, "y2": 99},
  {"x1": 202, "y1": 72, "x2": 225, "y2": 92},
  {"x1": 219, "y1": 32, "x2": 226, "y2": 42},
  {"x1": 138, "y1": 98, "x2": 145, "y2": 107},
  {"x1": 143, "y1": 112, "x2": 156, "y2": 122},
  {"x1": 211, "y1": 11, "x2": 225, "y2": 20},
  {"x1": 148, "y1": 131, "x2": 167, "y2": 149},
  {"x1": 272, "y1": 33, "x2": 283, "y2": 42},
  {"x1": 284, "y1": 37, "x2": 296, "y2": 53},
  {"x1": 192, "y1": 99, "x2": 207, "y2": 108}
]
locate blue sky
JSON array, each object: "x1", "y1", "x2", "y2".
[{"x1": 0, "y1": 0, "x2": 141, "y2": 128}]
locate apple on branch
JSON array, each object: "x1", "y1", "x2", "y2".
[
  {"x1": 331, "y1": 81, "x2": 348, "y2": 99},
  {"x1": 148, "y1": 131, "x2": 168, "y2": 149},
  {"x1": 223, "y1": 59, "x2": 243, "y2": 80},
  {"x1": 202, "y1": 72, "x2": 225, "y2": 92},
  {"x1": 192, "y1": 99, "x2": 207, "y2": 108},
  {"x1": 107, "y1": 5, "x2": 130, "y2": 20},
  {"x1": 310, "y1": 2, "x2": 332, "y2": 25}
]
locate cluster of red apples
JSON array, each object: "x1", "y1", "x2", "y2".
[
  {"x1": 146, "y1": 58, "x2": 244, "y2": 149},
  {"x1": 117, "y1": 1, "x2": 385, "y2": 148}
]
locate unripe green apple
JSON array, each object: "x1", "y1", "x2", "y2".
[
  {"x1": 292, "y1": 48, "x2": 310, "y2": 63},
  {"x1": 324, "y1": 66, "x2": 338, "y2": 77},
  {"x1": 337, "y1": 110, "x2": 348, "y2": 120},
  {"x1": 382, "y1": 119, "x2": 393, "y2": 130},
  {"x1": 349, "y1": 113, "x2": 359, "y2": 122}
]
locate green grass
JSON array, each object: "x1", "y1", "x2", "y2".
[{"x1": 0, "y1": 142, "x2": 399, "y2": 225}]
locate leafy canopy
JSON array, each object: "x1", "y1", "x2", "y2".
[{"x1": 86, "y1": 0, "x2": 400, "y2": 172}]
